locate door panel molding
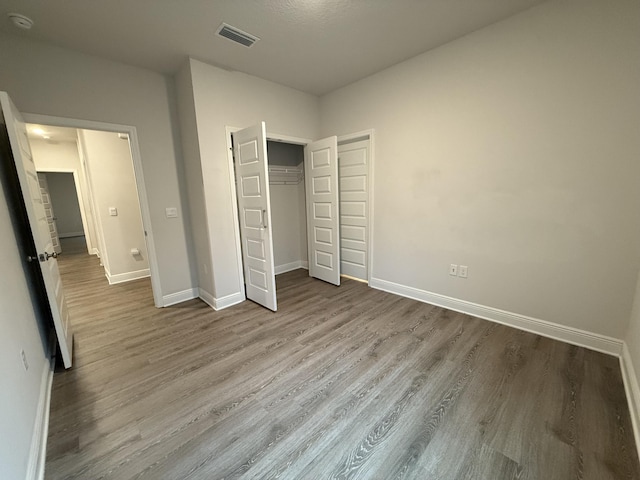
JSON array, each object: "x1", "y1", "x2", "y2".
[
  {"x1": 338, "y1": 130, "x2": 375, "y2": 284},
  {"x1": 233, "y1": 122, "x2": 277, "y2": 311},
  {"x1": 225, "y1": 128, "x2": 313, "y2": 304},
  {"x1": 305, "y1": 136, "x2": 340, "y2": 286}
]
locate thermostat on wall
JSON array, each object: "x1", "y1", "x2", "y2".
[
  {"x1": 165, "y1": 207, "x2": 178, "y2": 218},
  {"x1": 109, "y1": 207, "x2": 118, "y2": 216}
]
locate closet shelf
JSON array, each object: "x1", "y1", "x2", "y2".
[{"x1": 268, "y1": 165, "x2": 303, "y2": 185}]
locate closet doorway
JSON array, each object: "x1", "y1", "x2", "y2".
[{"x1": 229, "y1": 123, "x2": 372, "y2": 312}]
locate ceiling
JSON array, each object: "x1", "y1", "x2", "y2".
[
  {"x1": 26, "y1": 124, "x2": 78, "y2": 143},
  {"x1": 0, "y1": 0, "x2": 546, "y2": 96}
]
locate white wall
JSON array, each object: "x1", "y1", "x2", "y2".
[
  {"x1": 79, "y1": 130, "x2": 149, "y2": 280},
  {"x1": 180, "y1": 58, "x2": 320, "y2": 302},
  {"x1": 0, "y1": 32, "x2": 194, "y2": 298},
  {"x1": 175, "y1": 61, "x2": 214, "y2": 297},
  {"x1": 45, "y1": 173, "x2": 84, "y2": 237},
  {"x1": 270, "y1": 184, "x2": 306, "y2": 270},
  {"x1": 0, "y1": 143, "x2": 49, "y2": 480},
  {"x1": 320, "y1": 0, "x2": 640, "y2": 339},
  {"x1": 268, "y1": 142, "x2": 307, "y2": 271}
]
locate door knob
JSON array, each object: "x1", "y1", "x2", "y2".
[{"x1": 44, "y1": 251, "x2": 58, "y2": 260}]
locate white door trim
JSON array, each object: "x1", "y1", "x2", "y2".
[
  {"x1": 226, "y1": 127, "x2": 374, "y2": 294},
  {"x1": 225, "y1": 126, "x2": 246, "y2": 303},
  {"x1": 24, "y1": 113, "x2": 164, "y2": 308},
  {"x1": 337, "y1": 129, "x2": 375, "y2": 285}
]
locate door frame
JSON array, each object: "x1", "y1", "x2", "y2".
[
  {"x1": 24, "y1": 113, "x2": 164, "y2": 308},
  {"x1": 225, "y1": 126, "x2": 312, "y2": 302},
  {"x1": 226, "y1": 127, "x2": 376, "y2": 293},
  {"x1": 35, "y1": 168, "x2": 93, "y2": 254},
  {"x1": 337, "y1": 129, "x2": 375, "y2": 285}
]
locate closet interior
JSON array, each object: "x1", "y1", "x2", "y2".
[
  {"x1": 232, "y1": 125, "x2": 370, "y2": 312},
  {"x1": 266, "y1": 140, "x2": 308, "y2": 275},
  {"x1": 265, "y1": 138, "x2": 370, "y2": 281}
]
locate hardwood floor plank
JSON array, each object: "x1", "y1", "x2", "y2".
[{"x1": 44, "y1": 252, "x2": 640, "y2": 479}]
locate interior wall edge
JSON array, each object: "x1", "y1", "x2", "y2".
[
  {"x1": 224, "y1": 125, "x2": 245, "y2": 301},
  {"x1": 198, "y1": 288, "x2": 216, "y2": 310},
  {"x1": 26, "y1": 357, "x2": 53, "y2": 480},
  {"x1": 621, "y1": 342, "x2": 640, "y2": 464},
  {"x1": 369, "y1": 276, "x2": 624, "y2": 357},
  {"x1": 212, "y1": 291, "x2": 246, "y2": 311},
  {"x1": 162, "y1": 287, "x2": 198, "y2": 307}
]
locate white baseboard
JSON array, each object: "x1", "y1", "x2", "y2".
[
  {"x1": 213, "y1": 291, "x2": 245, "y2": 311},
  {"x1": 369, "y1": 277, "x2": 623, "y2": 357},
  {"x1": 275, "y1": 260, "x2": 309, "y2": 275},
  {"x1": 621, "y1": 343, "x2": 640, "y2": 461},
  {"x1": 198, "y1": 288, "x2": 216, "y2": 309},
  {"x1": 162, "y1": 288, "x2": 198, "y2": 307},
  {"x1": 26, "y1": 358, "x2": 53, "y2": 480},
  {"x1": 198, "y1": 288, "x2": 244, "y2": 311},
  {"x1": 106, "y1": 268, "x2": 151, "y2": 285}
]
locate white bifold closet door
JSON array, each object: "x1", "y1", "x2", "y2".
[
  {"x1": 338, "y1": 140, "x2": 369, "y2": 281},
  {"x1": 234, "y1": 122, "x2": 278, "y2": 311},
  {"x1": 305, "y1": 136, "x2": 340, "y2": 286},
  {"x1": 1, "y1": 91, "x2": 74, "y2": 368}
]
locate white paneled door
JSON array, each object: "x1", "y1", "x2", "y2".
[
  {"x1": 305, "y1": 136, "x2": 340, "y2": 286},
  {"x1": 0, "y1": 91, "x2": 74, "y2": 368},
  {"x1": 338, "y1": 140, "x2": 369, "y2": 281},
  {"x1": 234, "y1": 122, "x2": 277, "y2": 311}
]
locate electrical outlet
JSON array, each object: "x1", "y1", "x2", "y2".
[
  {"x1": 459, "y1": 265, "x2": 468, "y2": 278},
  {"x1": 449, "y1": 264, "x2": 458, "y2": 276},
  {"x1": 20, "y1": 349, "x2": 29, "y2": 371},
  {"x1": 165, "y1": 207, "x2": 178, "y2": 218}
]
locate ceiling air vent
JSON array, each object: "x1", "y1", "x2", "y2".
[{"x1": 216, "y1": 23, "x2": 259, "y2": 47}]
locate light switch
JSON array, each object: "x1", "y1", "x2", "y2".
[
  {"x1": 109, "y1": 207, "x2": 118, "y2": 216},
  {"x1": 165, "y1": 207, "x2": 178, "y2": 218}
]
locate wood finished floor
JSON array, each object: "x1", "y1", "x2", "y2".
[{"x1": 45, "y1": 252, "x2": 640, "y2": 480}]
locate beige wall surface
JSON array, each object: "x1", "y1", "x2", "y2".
[
  {"x1": 30, "y1": 138, "x2": 80, "y2": 171},
  {"x1": 79, "y1": 129, "x2": 149, "y2": 278},
  {"x1": 0, "y1": 33, "x2": 194, "y2": 298},
  {"x1": 320, "y1": 0, "x2": 640, "y2": 338}
]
